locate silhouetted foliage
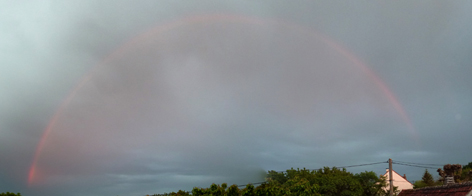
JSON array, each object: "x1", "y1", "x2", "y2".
[
  {"x1": 153, "y1": 167, "x2": 390, "y2": 196},
  {"x1": 241, "y1": 183, "x2": 255, "y2": 196},
  {"x1": 0, "y1": 193, "x2": 21, "y2": 196},
  {"x1": 460, "y1": 162, "x2": 472, "y2": 182},
  {"x1": 151, "y1": 190, "x2": 190, "y2": 196},
  {"x1": 422, "y1": 169, "x2": 435, "y2": 186},
  {"x1": 355, "y1": 171, "x2": 389, "y2": 196},
  {"x1": 414, "y1": 169, "x2": 442, "y2": 189}
]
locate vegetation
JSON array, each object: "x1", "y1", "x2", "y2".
[
  {"x1": 414, "y1": 162, "x2": 472, "y2": 189},
  {"x1": 460, "y1": 162, "x2": 472, "y2": 182},
  {"x1": 151, "y1": 167, "x2": 390, "y2": 196},
  {"x1": 0, "y1": 193, "x2": 21, "y2": 196},
  {"x1": 148, "y1": 162, "x2": 472, "y2": 195},
  {"x1": 413, "y1": 169, "x2": 441, "y2": 189}
]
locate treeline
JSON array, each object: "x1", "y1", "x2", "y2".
[
  {"x1": 414, "y1": 162, "x2": 472, "y2": 189},
  {"x1": 151, "y1": 167, "x2": 393, "y2": 196},
  {"x1": 0, "y1": 192, "x2": 22, "y2": 196}
]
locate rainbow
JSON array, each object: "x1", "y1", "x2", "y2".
[{"x1": 28, "y1": 14, "x2": 417, "y2": 185}]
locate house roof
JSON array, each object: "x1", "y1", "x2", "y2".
[
  {"x1": 383, "y1": 169, "x2": 414, "y2": 185},
  {"x1": 397, "y1": 182, "x2": 472, "y2": 196}
]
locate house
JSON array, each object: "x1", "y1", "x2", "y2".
[
  {"x1": 383, "y1": 169, "x2": 414, "y2": 193},
  {"x1": 397, "y1": 182, "x2": 472, "y2": 196}
]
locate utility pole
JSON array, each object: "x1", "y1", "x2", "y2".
[{"x1": 389, "y1": 158, "x2": 393, "y2": 196}]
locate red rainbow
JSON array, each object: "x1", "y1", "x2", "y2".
[{"x1": 28, "y1": 14, "x2": 417, "y2": 185}]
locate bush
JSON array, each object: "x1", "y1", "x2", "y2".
[{"x1": 0, "y1": 193, "x2": 21, "y2": 196}]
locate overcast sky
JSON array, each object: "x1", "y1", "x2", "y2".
[{"x1": 1, "y1": 1, "x2": 472, "y2": 196}]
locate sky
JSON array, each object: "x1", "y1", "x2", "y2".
[{"x1": 1, "y1": 1, "x2": 472, "y2": 195}]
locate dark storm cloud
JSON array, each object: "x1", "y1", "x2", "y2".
[{"x1": 1, "y1": 1, "x2": 472, "y2": 196}]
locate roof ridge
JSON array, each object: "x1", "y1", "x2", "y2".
[
  {"x1": 383, "y1": 169, "x2": 413, "y2": 185},
  {"x1": 398, "y1": 182, "x2": 472, "y2": 196},
  {"x1": 411, "y1": 181, "x2": 472, "y2": 190}
]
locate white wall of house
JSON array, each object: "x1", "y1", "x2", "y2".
[{"x1": 383, "y1": 169, "x2": 414, "y2": 192}]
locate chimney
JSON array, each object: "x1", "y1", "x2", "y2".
[
  {"x1": 403, "y1": 174, "x2": 407, "y2": 180},
  {"x1": 443, "y1": 164, "x2": 462, "y2": 185}
]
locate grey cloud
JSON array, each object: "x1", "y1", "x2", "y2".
[{"x1": 1, "y1": 1, "x2": 472, "y2": 196}]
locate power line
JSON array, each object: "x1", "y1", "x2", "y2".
[
  {"x1": 152, "y1": 159, "x2": 457, "y2": 194},
  {"x1": 237, "y1": 181, "x2": 266, "y2": 187},
  {"x1": 269, "y1": 161, "x2": 388, "y2": 173},
  {"x1": 392, "y1": 162, "x2": 439, "y2": 169},
  {"x1": 336, "y1": 161, "x2": 387, "y2": 168},
  {"x1": 393, "y1": 160, "x2": 444, "y2": 167},
  {"x1": 177, "y1": 160, "x2": 449, "y2": 191}
]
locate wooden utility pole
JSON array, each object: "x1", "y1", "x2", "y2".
[{"x1": 389, "y1": 158, "x2": 393, "y2": 196}]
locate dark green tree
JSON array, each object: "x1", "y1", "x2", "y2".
[
  {"x1": 151, "y1": 190, "x2": 190, "y2": 196},
  {"x1": 284, "y1": 176, "x2": 320, "y2": 196},
  {"x1": 267, "y1": 170, "x2": 288, "y2": 184},
  {"x1": 226, "y1": 184, "x2": 240, "y2": 196},
  {"x1": 241, "y1": 184, "x2": 255, "y2": 196},
  {"x1": 422, "y1": 169, "x2": 435, "y2": 186},
  {"x1": 460, "y1": 162, "x2": 472, "y2": 182},
  {"x1": 209, "y1": 183, "x2": 224, "y2": 196},
  {"x1": 311, "y1": 167, "x2": 363, "y2": 196},
  {"x1": 414, "y1": 169, "x2": 438, "y2": 189},
  {"x1": 153, "y1": 166, "x2": 391, "y2": 196},
  {"x1": 355, "y1": 171, "x2": 388, "y2": 196},
  {"x1": 254, "y1": 182, "x2": 286, "y2": 196},
  {"x1": 191, "y1": 187, "x2": 205, "y2": 196},
  {"x1": 413, "y1": 180, "x2": 428, "y2": 189},
  {"x1": 0, "y1": 193, "x2": 21, "y2": 196},
  {"x1": 463, "y1": 162, "x2": 472, "y2": 170}
]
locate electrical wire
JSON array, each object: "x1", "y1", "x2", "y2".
[
  {"x1": 237, "y1": 181, "x2": 266, "y2": 187},
  {"x1": 336, "y1": 161, "x2": 387, "y2": 168},
  {"x1": 393, "y1": 160, "x2": 444, "y2": 166},
  {"x1": 269, "y1": 161, "x2": 388, "y2": 173},
  {"x1": 392, "y1": 162, "x2": 439, "y2": 169},
  {"x1": 154, "y1": 160, "x2": 454, "y2": 194}
]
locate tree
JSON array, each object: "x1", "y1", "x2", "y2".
[
  {"x1": 355, "y1": 171, "x2": 388, "y2": 196},
  {"x1": 151, "y1": 190, "x2": 190, "y2": 196},
  {"x1": 311, "y1": 167, "x2": 363, "y2": 196},
  {"x1": 153, "y1": 167, "x2": 390, "y2": 196},
  {"x1": 422, "y1": 169, "x2": 435, "y2": 186},
  {"x1": 0, "y1": 193, "x2": 21, "y2": 196},
  {"x1": 459, "y1": 162, "x2": 472, "y2": 182},
  {"x1": 463, "y1": 162, "x2": 472, "y2": 170},
  {"x1": 226, "y1": 184, "x2": 240, "y2": 196},
  {"x1": 284, "y1": 177, "x2": 320, "y2": 196},
  {"x1": 254, "y1": 181, "x2": 287, "y2": 196},
  {"x1": 267, "y1": 170, "x2": 288, "y2": 184},
  {"x1": 413, "y1": 180, "x2": 428, "y2": 189},
  {"x1": 191, "y1": 187, "x2": 204, "y2": 196},
  {"x1": 241, "y1": 183, "x2": 255, "y2": 196},
  {"x1": 414, "y1": 169, "x2": 438, "y2": 189}
]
